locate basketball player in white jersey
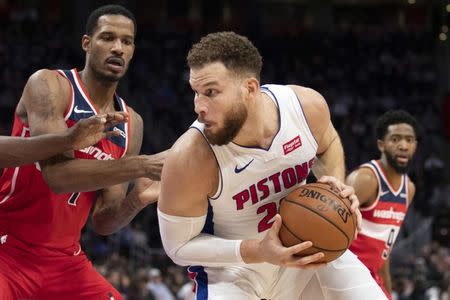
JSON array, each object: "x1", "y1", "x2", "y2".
[
  {"x1": 157, "y1": 32, "x2": 386, "y2": 299},
  {"x1": 348, "y1": 110, "x2": 419, "y2": 299}
]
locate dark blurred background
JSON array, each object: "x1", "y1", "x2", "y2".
[{"x1": 0, "y1": 0, "x2": 449, "y2": 299}]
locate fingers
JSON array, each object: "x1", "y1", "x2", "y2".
[
  {"x1": 354, "y1": 208, "x2": 362, "y2": 237},
  {"x1": 104, "y1": 112, "x2": 129, "y2": 123},
  {"x1": 288, "y1": 241, "x2": 313, "y2": 256},
  {"x1": 348, "y1": 194, "x2": 359, "y2": 212},
  {"x1": 318, "y1": 176, "x2": 342, "y2": 193},
  {"x1": 105, "y1": 131, "x2": 121, "y2": 139},
  {"x1": 269, "y1": 214, "x2": 282, "y2": 237},
  {"x1": 318, "y1": 176, "x2": 359, "y2": 211},
  {"x1": 292, "y1": 251, "x2": 325, "y2": 268},
  {"x1": 81, "y1": 115, "x2": 107, "y2": 125}
]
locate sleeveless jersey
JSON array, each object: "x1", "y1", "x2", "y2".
[
  {"x1": 349, "y1": 160, "x2": 409, "y2": 274},
  {"x1": 190, "y1": 84, "x2": 318, "y2": 240},
  {"x1": 0, "y1": 68, "x2": 129, "y2": 251}
]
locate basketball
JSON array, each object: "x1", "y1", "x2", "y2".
[{"x1": 279, "y1": 182, "x2": 357, "y2": 263}]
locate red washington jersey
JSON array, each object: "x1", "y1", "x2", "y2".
[
  {"x1": 349, "y1": 160, "x2": 409, "y2": 274},
  {"x1": 0, "y1": 68, "x2": 129, "y2": 252}
]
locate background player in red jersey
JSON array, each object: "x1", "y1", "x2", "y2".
[
  {"x1": 0, "y1": 112, "x2": 128, "y2": 168},
  {"x1": 347, "y1": 110, "x2": 419, "y2": 299},
  {"x1": 0, "y1": 4, "x2": 166, "y2": 300}
]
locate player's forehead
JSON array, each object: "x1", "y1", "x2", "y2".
[
  {"x1": 94, "y1": 14, "x2": 135, "y2": 37},
  {"x1": 189, "y1": 62, "x2": 233, "y2": 89},
  {"x1": 385, "y1": 123, "x2": 416, "y2": 137}
]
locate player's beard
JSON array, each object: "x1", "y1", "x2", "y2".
[
  {"x1": 385, "y1": 151, "x2": 409, "y2": 174},
  {"x1": 205, "y1": 101, "x2": 248, "y2": 146},
  {"x1": 91, "y1": 64, "x2": 122, "y2": 83}
]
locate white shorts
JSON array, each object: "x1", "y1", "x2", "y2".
[{"x1": 188, "y1": 250, "x2": 387, "y2": 300}]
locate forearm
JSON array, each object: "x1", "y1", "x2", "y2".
[
  {"x1": 313, "y1": 136, "x2": 345, "y2": 181},
  {"x1": 0, "y1": 135, "x2": 71, "y2": 168},
  {"x1": 42, "y1": 155, "x2": 148, "y2": 193},
  {"x1": 158, "y1": 209, "x2": 245, "y2": 267},
  {"x1": 92, "y1": 186, "x2": 144, "y2": 235}
]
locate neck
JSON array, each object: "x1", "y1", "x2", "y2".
[
  {"x1": 233, "y1": 92, "x2": 279, "y2": 149},
  {"x1": 79, "y1": 67, "x2": 118, "y2": 113},
  {"x1": 378, "y1": 157, "x2": 403, "y2": 188}
]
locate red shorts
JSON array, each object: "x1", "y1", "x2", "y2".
[{"x1": 0, "y1": 234, "x2": 122, "y2": 300}]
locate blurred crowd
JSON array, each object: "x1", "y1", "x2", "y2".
[{"x1": 0, "y1": 4, "x2": 449, "y2": 300}]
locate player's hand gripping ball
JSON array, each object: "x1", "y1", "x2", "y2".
[{"x1": 279, "y1": 182, "x2": 357, "y2": 263}]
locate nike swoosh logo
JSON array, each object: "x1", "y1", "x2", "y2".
[
  {"x1": 74, "y1": 105, "x2": 93, "y2": 114},
  {"x1": 380, "y1": 190, "x2": 389, "y2": 197},
  {"x1": 234, "y1": 159, "x2": 254, "y2": 173}
]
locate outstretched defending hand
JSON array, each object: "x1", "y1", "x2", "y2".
[
  {"x1": 255, "y1": 214, "x2": 325, "y2": 268},
  {"x1": 142, "y1": 149, "x2": 170, "y2": 181},
  {"x1": 68, "y1": 112, "x2": 129, "y2": 150},
  {"x1": 133, "y1": 177, "x2": 161, "y2": 208},
  {"x1": 318, "y1": 175, "x2": 362, "y2": 237}
]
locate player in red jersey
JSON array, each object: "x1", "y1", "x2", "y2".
[
  {"x1": 0, "y1": 112, "x2": 128, "y2": 168},
  {"x1": 0, "y1": 4, "x2": 166, "y2": 300},
  {"x1": 347, "y1": 110, "x2": 419, "y2": 299}
]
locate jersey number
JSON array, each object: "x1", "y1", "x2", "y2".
[
  {"x1": 382, "y1": 228, "x2": 396, "y2": 259},
  {"x1": 67, "y1": 192, "x2": 80, "y2": 206},
  {"x1": 257, "y1": 202, "x2": 277, "y2": 232}
]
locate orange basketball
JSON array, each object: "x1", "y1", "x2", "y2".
[{"x1": 279, "y1": 182, "x2": 357, "y2": 263}]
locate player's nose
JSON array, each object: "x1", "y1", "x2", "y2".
[
  {"x1": 111, "y1": 39, "x2": 124, "y2": 55},
  {"x1": 398, "y1": 139, "x2": 409, "y2": 151},
  {"x1": 194, "y1": 98, "x2": 208, "y2": 116}
]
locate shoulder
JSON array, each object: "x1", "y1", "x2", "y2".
[
  {"x1": 20, "y1": 69, "x2": 70, "y2": 108},
  {"x1": 163, "y1": 128, "x2": 218, "y2": 194},
  {"x1": 407, "y1": 177, "x2": 416, "y2": 204},
  {"x1": 27, "y1": 69, "x2": 70, "y2": 93},
  {"x1": 287, "y1": 85, "x2": 329, "y2": 117},
  {"x1": 287, "y1": 85, "x2": 330, "y2": 140},
  {"x1": 128, "y1": 106, "x2": 143, "y2": 130},
  {"x1": 17, "y1": 69, "x2": 71, "y2": 119},
  {"x1": 347, "y1": 166, "x2": 378, "y2": 187},
  {"x1": 159, "y1": 128, "x2": 219, "y2": 215},
  {"x1": 346, "y1": 166, "x2": 379, "y2": 207},
  {"x1": 125, "y1": 106, "x2": 144, "y2": 155}
]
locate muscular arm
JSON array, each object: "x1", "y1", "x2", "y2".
[
  {"x1": 0, "y1": 113, "x2": 127, "y2": 168},
  {"x1": 21, "y1": 70, "x2": 160, "y2": 193},
  {"x1": 158, "y1": 130, "x2": 321, "y2": 267},
  {"x1": 289, "y1": 86, "x2": 345, "y2": 181},
  {"x1": 0, "y1": 134, "x2": 72, "y2": 168},
  {"x1": 91, "y1": 110, "x2": 165, "y2": 235},
  {"x1": 158, "y1": 129, "x2": 241, "y2": 267},
  {"x1": 345, "y1": 167, "x2": 378, "y2": 207}
]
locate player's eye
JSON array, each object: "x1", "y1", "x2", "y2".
[{"x1": 205, "y1": 89, "x2": 217, "y2": 97}]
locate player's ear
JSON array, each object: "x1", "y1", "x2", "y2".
[
  {"x1": 377, "y1": 139, "x2": 384, "y2": 152},
  {"x1": 81, "y1": 35, "x2": 91, "y2": 52},
  {"x1": 244, "y1": 77, "x2": 260, "y2": 99}
]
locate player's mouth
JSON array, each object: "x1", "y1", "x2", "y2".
[
  {"x1": 105, "y1": 57, "x2": 124, "y2": 72},
  {"x1": 198, "y1": 118, "x2": 213, "y2": 129},
  {"x1": 396, "y1": 155, "x2": 409, "y2": 164}
]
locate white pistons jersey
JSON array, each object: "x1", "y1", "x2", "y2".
[{"x1": 191, "y1": 84, "x2": 318, "y2": 241}]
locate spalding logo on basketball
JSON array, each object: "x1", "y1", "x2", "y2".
[{"x1": 279, "y1": 182, "x2": 357, "y2": 263}]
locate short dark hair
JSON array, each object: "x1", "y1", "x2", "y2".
[
  {"x1": 187, "y1": 31, "x2": 263, "y2": 81},
  {"x1": 85, "y1": 4, "x2": 136, "y2": 36},
  {"x1": 375, "y1": 110, "x2": 420, "y2": 141}
]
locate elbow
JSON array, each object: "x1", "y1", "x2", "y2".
[
  {"x1": 166, "y1": 251, "x2": 189, "y2": 267},
  {"x1": 91, "y1": 215, "x2": 117, "y2": 236},
  {"x1": 161, "y1": 241, "x2": 189, "y2": 267},
  {"x1": 42, "y1": 170, "x2": 69, "y2": 194},
  {"x1": 92, "y1": 220, "x2": 115, "y2": 236},
  {"x1": 41, "y1": 165, "x2": 75, "y2": 194}
]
